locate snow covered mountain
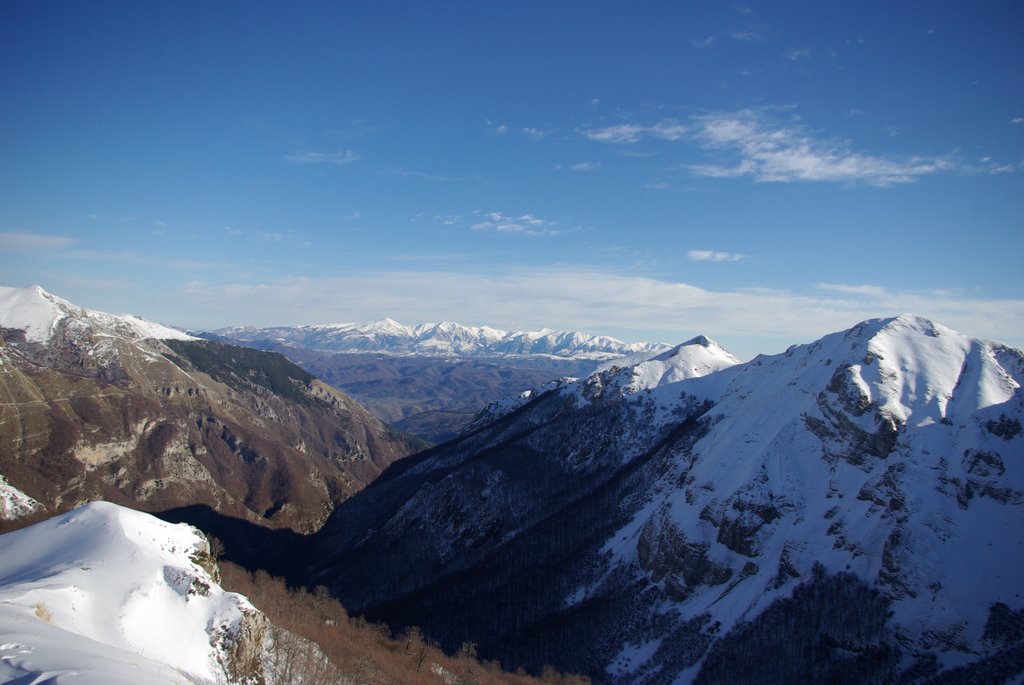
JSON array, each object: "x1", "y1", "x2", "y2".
[
  {"x1": 0, "y1": 284, "x2": 193, "y2": 345},
  {"x1": 0, "y1": 501, "x2": 267, "y2": 684},
  {"x1": 0, "y1": 285, "x2": 419, "y2": 530},
  {"x1": 308, "y1": 315, "x2": 1024, "y2": 684},
  {"x1": 213, "y1": 318, "x2": 670, "y2": 360}
]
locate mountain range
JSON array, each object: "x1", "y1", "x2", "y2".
[
  {"x1": 305, "y1": 315, "x2": 1024, "y2": 684},
  {"x1": 212, "y1": 319, "x2": 671, "y2": 360},
  {"x1": 1, "y1": 284, "x2": 1022, "y2": 684},
  {"x1": 207, "y1": 319, "x2": 666, "y2": 443}
]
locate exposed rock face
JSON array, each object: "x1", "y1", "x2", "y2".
[
  {"x1": 0, "y1": 286, "x2": 420, "y2": 530},
  {"x1": 217, "y1": 604, "x2": 270, "y2": 684},
  {"x1": 306, "y1": 315, "x2": 1024, "y2": 684}
]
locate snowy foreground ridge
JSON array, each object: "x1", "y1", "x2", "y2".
[{"x1": 0, "y1": 502, "x2": 263, "y2": 684}]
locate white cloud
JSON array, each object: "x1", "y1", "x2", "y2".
[
  {"x1": 0, "y1": 231, "x2": 75, "y2": 251},
  {"x1": 496, "y1": 124, "x2": 509, "y2": 134},
  {"x1": 469, "y1": 211, "x2": 562, "y2": 237},
  {"x1": 1011, "y1": 117, "x2": 1024, "y2": 125},
  {"x1": 728, "y1": 30, "x2": 762, "y2": 42},
  {"x1": 434, "y1": 213, "x2": 461, "y2": 225},
  {"x1": 815, "y1": 282, "x2": 887, "y2": 297},
  {"x1": 688, "y1": 249, "x2": 746, "y2": 262},
  {"x1": 521, "y1": 127, "x2": 546, "y2": 141},
  {"x1": 382, "y1": 168, "x2": 479, "y2": 182},
  {"x1": 692, "y1": 35, "x2": 716, "y2": 48},
  {"x1": 785, "y1": 48, "x2": 812, "y2": 61},
  {"x1": 582, "y1": 107, "x2": 962, "y2": 186},
  {"x1": 285, "y1": 150, "x2": 359, "y2": 165},
  {"x1": 689, "y1": 109, "x2": 952, "y2": 185},
  {"x1": 570, "y1": 161, "x2": 601, "y2": 171},
  {"x1": 582, "y1": 121, "x2": 688, "y2": 144},
  {"x1": 178, "y1": 269, "x2": 1024, "y2": 361}
]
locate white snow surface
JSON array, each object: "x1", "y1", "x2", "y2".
[
  {"x1": 0, "y1": 285, "x2": 194, "y2": 343},
  {"x1": 570, "y1": 315, "x2": 1024, "y2": 681},
  {"x1": 215, "y1": 318, "x2": 669, "y2": 360},
  {"x1": 597, "y1": 335, "x2": 741, "y2": 394},
  {"x1": 0, "y1": 474, "x2": 39, "y2": 520},
  {"x1": 472, "y1": 335, "x2": 740, "y2": 431},
  {"x1": 0, "y1": 502, "x2": 259, "y2": 684}
]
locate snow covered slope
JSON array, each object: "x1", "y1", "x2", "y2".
[
  {"x1": 0, "y1": 285, "x2": 193, "y2": 344},
  {"x1": 0, "y1": 502, "x2": 266, "y2": 684},
  {"x1": 468, "y1": 334, "x2": 740, "y2": 429},
  {"x1": 591, "y1": 334, "x2": 740, "y2": 394},
  {"x1": 214, "y1": 319, "x2": 669, "y2": 360},
  {"x1": 594, "y1": 314, "x2": 1024, "y2": 682},
  {"x1": 310, "y1": 314, "x2": 1024, "y2": 684}
]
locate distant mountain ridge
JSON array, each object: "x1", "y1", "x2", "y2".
[{"x1": 213, "y1": 318, "x2": 671, "y2": 360}]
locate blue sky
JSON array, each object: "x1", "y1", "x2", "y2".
[{"x1": 2, "y1": 1, "x2": 1022, "y2": 359}]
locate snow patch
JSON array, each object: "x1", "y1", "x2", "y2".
[{"x1": 0, "y1": 475, "x2": 39, "y2": 520}]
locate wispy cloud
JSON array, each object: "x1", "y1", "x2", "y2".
[
  {"x1": 469, "y1": 211, "x2": 562, "y2": 237},
  {"x1": 815, "y1": 282, "x2": 887, "y2": 297},
  {"x1": 688, "y1": 249, "x2": 746, "y2": 262},
  {"x1": 1011, "y1": 117, "x2": 1024, "y2": 125},
  {"x1": 570, "y1": 161, "x2": 602, "y2": 171},
  {"x1": 57, "y1": 249, "x2": 243, "y2": 272},
  {"x1": 728, "y1": 30, "x2": 763, "y2": 42},
  {"x1": 0, "y1": 231, "x2": 75, "y2": 251},
  {"x1": 285, "y1": 149, "x2": 359, "y2": 165},
  {"x1": 381, "y1": 168, "x2": 481, "y2": 183},
  {"x1": 583, "y1": 107, "x2": 956, "y2": 186},
  {"x1": 434, "y1": 213, "x2": 461, "y2": 225},
  {"x1": 581, "y1": 121, "x2": 688, "y2": 144},
  {"x1": 521, "y1": 127, "x2": 546, "y2": 141},
  {"x1": 785, "y1": 48, "x2": 812, "y2": 61},
  {"x1": 688, "y1": 108, "x2": 953, "y2": 185}
]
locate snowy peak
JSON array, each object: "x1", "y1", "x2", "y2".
[
  {"x1": 214, "y1": 318, "x2": 670, "y2": 360},
  {"x1": 0, "y1": 502, "x2": 266, "y2": 684},
  {"x1": 730, "y1": 314, "x2": 1024, "y2": 428},
  {"x1": 0, "y1": 284, "x2": 194, "y2": 344},
  {"x1": 474, "y1": 334, "x2": 739, "y2": 426},
  {"x1": 593, "y1": 333, "x2": 740, "y2": 396},
  {"x1": 608, "y1": 315, "x2": 1024, "y2": 676}
]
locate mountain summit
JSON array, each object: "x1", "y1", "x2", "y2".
[{"x1": 308, "y1": 314, "x2": 1024, "y2": 684}]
